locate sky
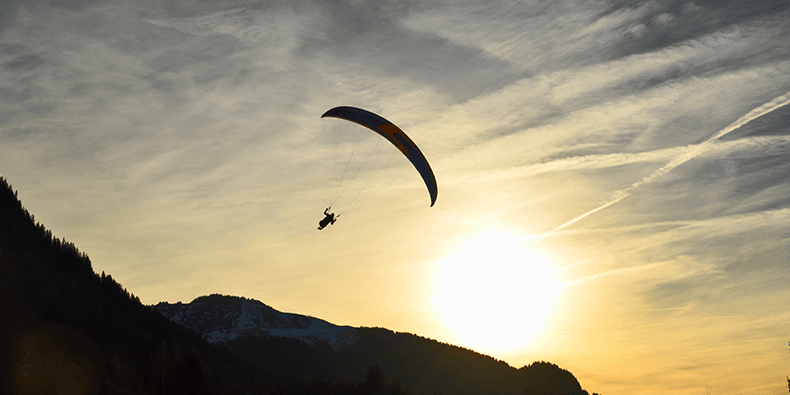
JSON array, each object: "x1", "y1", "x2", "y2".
[{"x1": 2, "y1": 0, "x2": 790, "y2": 393}]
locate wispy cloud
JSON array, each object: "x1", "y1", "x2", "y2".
[{"x1": 531, "y1": 91, "x2": 790, "y2": 240}]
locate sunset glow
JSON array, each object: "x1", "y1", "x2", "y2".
[{"x1": 433, "y1": 232, "x2": 558, "y2": 353}]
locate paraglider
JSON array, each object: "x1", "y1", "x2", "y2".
[
  {"x1": 318, "y1": 207, "x2": 337, "y2": 230},
  {"x1": 317, "y1": 106, "x2": 437, "y2": 229},
  {"x1": 321, "y1": 106, "x2": 438, "y2": 204}
]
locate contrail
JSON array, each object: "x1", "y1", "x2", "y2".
[{"x1": 530, "y1": 91, "x2": 790, "y2": 245}]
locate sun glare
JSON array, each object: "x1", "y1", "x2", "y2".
[{"x1": 433, "y1": 232, "x2": 559, "y2": 353}]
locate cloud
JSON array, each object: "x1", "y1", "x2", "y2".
[
  {"x1": 293, "y1": 1, "x2": 522, "y2": 102},
  {"x1": 557, "y1": 206, "x2": 790, "y2": 307},
  {"x1": 402, "y1": 0, "x2": 657, "y2": 72}
]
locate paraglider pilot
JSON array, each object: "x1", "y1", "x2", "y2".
[{"x1": 318, "y1": 208, "x2": 337, "y2": 230}]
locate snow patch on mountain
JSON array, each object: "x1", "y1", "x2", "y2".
[{"x1": 154, "y1": 294, "x2": 358, "y2": 350}]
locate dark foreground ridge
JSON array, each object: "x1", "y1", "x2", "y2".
[
  {"x1": 0, "y1": 176, "x2": 597, "y2": 395},
  {"x1": 0, "y1": 177, "x2": 276, "y2": 394},
  {"x1": 157, "y1": 294, "x2": 592, "y2": 395}
]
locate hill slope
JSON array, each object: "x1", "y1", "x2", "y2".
[
  {"x1": 155, "y1": 294, "x2": 358, "y2": 349},
  {"x1": 0, "y1": 178, "x2": 275, "y2": 394},
  {"x1": 156, "y1": 295, "x2": 590, "y2": 395},
  {"x1": 0, "y1": 176, "x2": 595, "y2": 395}
]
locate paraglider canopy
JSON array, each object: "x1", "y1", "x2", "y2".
[{"x1": 321, "y1": 106, "x2": 438, "y2": 206}]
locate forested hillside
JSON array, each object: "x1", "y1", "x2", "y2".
[
  {"x1": 226, "y1": 326, "x2": 586, "y2": 395},
  {"x1": 0, "y1": 176, "x2": 594, "y2": 394},
  {"x1": 0, "y1": 177, "x2": 267, "y2": 394},
  {"x1": 0, "y1": 177, "x2": 417, "y2": 395}
]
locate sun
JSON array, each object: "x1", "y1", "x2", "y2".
[{"x1": 433, "y1": 232, "x2": 559, "y2": 353}]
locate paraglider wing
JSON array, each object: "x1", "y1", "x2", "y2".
[{"x1": 321, "y1": 106, "x2": 438, "y2": 206}]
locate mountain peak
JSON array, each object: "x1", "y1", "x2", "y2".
[{"x1": 154, "y1": 294, "x2": 358, "y2": 350}]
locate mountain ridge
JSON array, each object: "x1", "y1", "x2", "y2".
[
  {"x1": 0, "y1": 177, "x2": 272, "y2": 394},
  {"x1": 155, "y1": 294, "x2": 591, "y2": 395},
  {"x1": 155, "y1": 294, "x2": 359, "y2": 349},
  {"x1": 1, "y1": 176, "x2": 596, "y2": 395}
]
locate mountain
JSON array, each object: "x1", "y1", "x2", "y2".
[
  {"x1": 0, "y1": 176, "x2": 596, "y2": 395},
  {"x1": 0, "y1": 177, "x2": 418, "y2": 395},
  {"x1": 0, "y1": 177, "x2": 280, "y2": 394},
  {"x1": 156, "y1": 295, "x2": 592, "y2": 395},
  {"x1": 155, "y1": 294, "x2": 358, "y2": 349}
]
